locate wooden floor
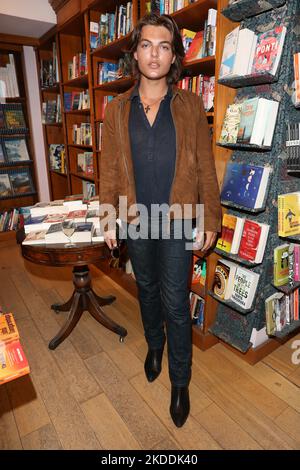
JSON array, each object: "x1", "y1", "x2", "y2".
[{"x1": 0, "y1": 238, "x2": 300, "y2": 450}]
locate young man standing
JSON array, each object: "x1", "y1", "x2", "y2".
[{"x1": 99, "y1": 13, "x2": 221, "y2": 427}]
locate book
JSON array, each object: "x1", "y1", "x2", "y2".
[
  {"x1": 237, "y1": 97, "x2": 259, "y2": 144},
  {"x1": 216, "y1": 213, "x2": 245, "y2": 254},
  {"x1": 191, "y1": 256, "x2": 206, "y2": 286},
  {"x1": 2, "y1": 137, "x2": 30, "y2": 163},
  {"x1": 212, "y1": 259, "x2": 237, "y2": 300},
  {"x1": 2, "y1": 103, "x2": 26, "y2": 130},
  {"x1": 9, "y1": 168, "x2": 33, "y2": 195},
  {"x1": 230, "y1": 266, "x2": 260, "y2": 310},
  {"x1": 221, "y1": 163, "x2": 271, "y2": 210},
  {"x1": 265, "y1": 293, "x2": 283, "y2": 335},
  {"x1": 0, "y1": 143, "x2": 5, "y2": 164},
  {"x1": 45, "y1": 223, "x2": 68, "y2": 244},
  {"x1": 219, "y1": 103, "x2": 242, "y2": 144},
  {"x1": 0, "y1": 173, "x2": 13, "y2": 198},
  {"x1": 273, "y1": 244, "x2": 289, "y2": 286},
  {"x1": 0, "y1": 313, "x2": 19, "y2": 342},
  {"x1": 294, "y1": 52, "x2": 300, "y2": 107},
  {"x1": 278, "y1": 191, "x2": 300, "y2": 237},
  {"x1": 92, "y1": 226, "x2": 104, "y2": 242},
  {"x1": 219, "y1": 26, "x2": 239, "y2": 78},
  {"x1": 0, "y1": 339, "x2": 30, "y2": 384},
  {"x1": 251, "y1": 26, "x2": 286, "y2": 77},
  {"x1": 22, "y1": 230, "x2": 47, "y2": 245},
  {"x1": 24, "y1": 214, "x2": 47, "y2": 233},
  {"x1": 71, "y1": 222, "x2": 93, "y2": 243},
  {"x1": 0, "y1": 312, "x2": 30, "y2": 384},
  {"x1": 185, "y1": 31, "x2": 204, "y2": 62},
  {"x1": 238, "y1": 220, "x2": 270, "y2": 263}
]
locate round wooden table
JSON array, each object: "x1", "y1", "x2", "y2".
[{"x1": 20, "y1": 238, "x2": 128, "y2": 350}]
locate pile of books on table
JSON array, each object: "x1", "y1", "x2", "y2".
[{"x1": 20, "y1": 195, "x2": 104, "y2": 245}]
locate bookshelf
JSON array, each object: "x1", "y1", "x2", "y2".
[
  {"x1": 208, "y1": 0, "x2": 300, "y2": 363},
  {"x1": 37, "y1": 27, "x2": 68, "y2": 201},
  {"x1": 0, "y1": 42, "x2": 38, "y2": 230}
]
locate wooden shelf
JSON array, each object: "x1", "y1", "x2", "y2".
[
  {"x1": 4, "y1": 97, "x2": 26, "y2": 102},
  {"x1": 43, "y1": 122, "x2": 63, "y2": 127},
  {"x1": 183, "y1": 56, "x2": 215, "y2": 76},
  {"x1": 171, "y1": 0, "x2": 218, "y2": 30},
  {"x1": 68, "y1": 144, "x2": 93, "y2": 149},
  {"x1": 50, "y1": 170, "x2": 67, "y2": 177},
  {"x1": 94, "y1": 77, "x2": 135, "y2": 93},
  {"x1": 64, "y1": 108, "x2": 90, "y2": 115},
  {"x1": 62, "y1": 74, "x2": 88, "y2": 88},
  {"x1": 0, "y1": 46, "x2": 38, "y2": 212},
  {"x1": 41, "y1": 84, "x2": 60, "y2": 93},
  {"x1": 70, "y1": 171, "x2": 95, "y2": 182},
  {"x1": 191, "y1": 283, "x2": 206, "y2": 298},
  {"x1": 91, "y1": 33, "x2": 131, "y2": 60}
]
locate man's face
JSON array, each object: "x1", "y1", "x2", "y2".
[{"x1": 134, "y1": 25, "x2": 175, "y2": 81}]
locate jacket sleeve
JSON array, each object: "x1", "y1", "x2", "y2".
[
  {"x1": 99, "y1": 102, "x2": 119, "y2": 233},
  {"x1": 196, "y1": 95, "x2": 222, "y2": 232}
]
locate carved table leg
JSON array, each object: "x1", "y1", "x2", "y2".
[
  {"x1": 48, "y1": 292, "x2": 81, "y2": 350},
  {"x1": 87, "y1": 290, "x2": 127, "y2": 340},
  {"x1": 51, "y1": 292, "x2": 75, "y2": 313},
  {"x1": 48, "y1": 265, "x2": 127, "y2": 349}
]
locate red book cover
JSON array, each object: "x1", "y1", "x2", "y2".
[
  {"x1": 238, "y1": 220, "x2": 262, "y2": 261},
  {"x1": 185, "y1": 31, "x2": 204, "y2": 62},
  {"x1": 251, "y1": 26, "x2": 285, "y2": 74}
]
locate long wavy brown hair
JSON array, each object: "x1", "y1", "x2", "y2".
[{"x1": 128, "y1": 13, "x2": 185, "y2": 84}]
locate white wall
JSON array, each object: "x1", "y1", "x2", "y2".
[
  {"x1": 23, "y1": 46, "x2": 50, "y2": 202},
  {"x1": 0, "y1": 0, "x2": 56, "y2": 24}
]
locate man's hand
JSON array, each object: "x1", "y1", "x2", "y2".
[
  {"x1": 195, "y1": 230, "x2": 217, "y2": 252},
  {"x1": 104, "y1": 229, "x2": 117, "y2": 250},
  {"x1": 202, "y1": 231, "x2": 217, "y2": 252}
]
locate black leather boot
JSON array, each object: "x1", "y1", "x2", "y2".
[
  {"x1": 144, "y1": 347, "x2": 164, "y2": 382},
  {"x1": 170, "y1": 385, "x2": 190, "y2": 427}
]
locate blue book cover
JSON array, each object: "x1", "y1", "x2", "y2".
[
  {"x1": 24, "y1": 215, "x2": 46, "y2": 226},
  {"x1": 221, "y1": 162, "x2": 266, "y2": 209}
]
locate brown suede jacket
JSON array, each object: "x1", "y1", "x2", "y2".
[{"x1": 99, "y1": 85, "x2": 222, "y2": 233}]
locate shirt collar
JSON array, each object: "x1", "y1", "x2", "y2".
[{"x1": 130, "y1": 83, "x2": 173, "y2": 101}]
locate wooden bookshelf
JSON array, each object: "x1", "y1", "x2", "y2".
[
  {"x1": 0, "y1": 43, "x2": 38, "y2": 217},
  {"x1": 36, "y1": 28, "x2": 68, "y2": 200}
]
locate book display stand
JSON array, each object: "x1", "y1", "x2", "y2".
[
  {"x1": 222, "y1": 0, "x2": 286, "y2": 22},
  {"x1": 0, "y1": 46, "x2": 38, "y2": 212},
  {"x1": 214, "y1": 247, "x2": 261, "y2": 267},
  {"x1": 218, "y1": 71, "x2": 280, "y2": 88},
  {"x1": 209, "y1": 0, "x2": 300, "y2": 359}
]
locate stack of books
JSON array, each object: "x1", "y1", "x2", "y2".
[
  {"x1": 0, "y1": 312, "x2": 30, "y2": 384},
  {"x1": 219, "y1": 25, "x2": 286, "y2": 81},
  {"x1": 212, "y1": 259, "x2": 260, "y2": 311},
  {"x1": 219, "y1": 97, "x2": 279, "y2": 147}
]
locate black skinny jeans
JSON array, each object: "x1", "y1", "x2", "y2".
[{"x1": 124, "y1": 218, "x2": 193, "y2": 387}]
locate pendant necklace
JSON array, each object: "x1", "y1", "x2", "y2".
[{"x1": 140, "y1": 94, "x2": 166, "y2": 114}]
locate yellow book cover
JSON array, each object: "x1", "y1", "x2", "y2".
[
  {"x1": 0, "y1": 313, "x2": 19, "y2": 343},
  {"x1": 273, "y1": 244, "x2": 289, "y2": 286},
  {"x1": 278, "y1": 192, "x2": 300, "y2": 236},
  {"x1": 216, "y1": 213, "x2": 237, "y2": 252}
]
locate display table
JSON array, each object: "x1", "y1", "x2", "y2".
[{"x1": 20, "y1": 236, "x2": 128, "y2": 350}]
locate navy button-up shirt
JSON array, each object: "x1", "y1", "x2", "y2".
[{"x1": 129, "y1": 85, "x2": 176, "y2": 217}]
